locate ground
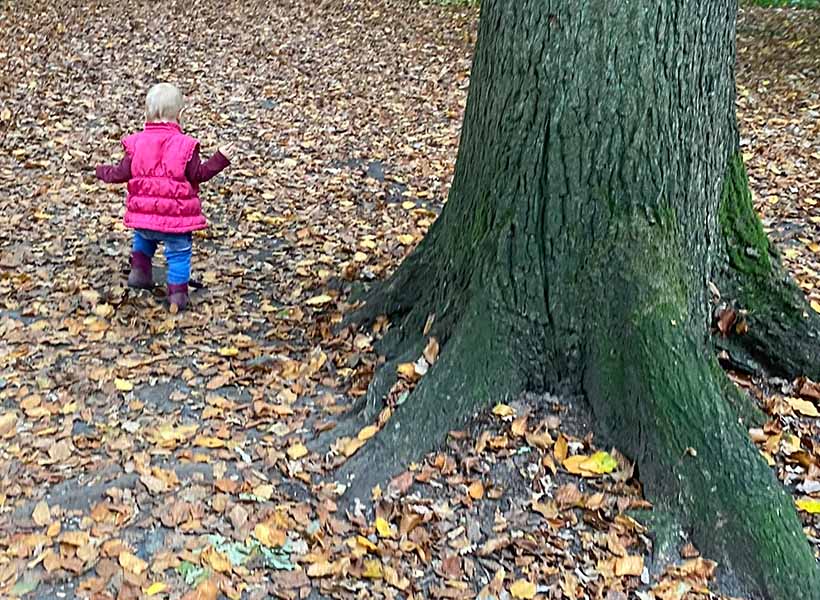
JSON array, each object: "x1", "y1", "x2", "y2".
[{"x1": 0, "y1": 2, "x2": 819, "y2": 599}]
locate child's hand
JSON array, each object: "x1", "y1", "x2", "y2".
[{"x1": 219, "y1": 143, "x2": 236, "y2": 160}]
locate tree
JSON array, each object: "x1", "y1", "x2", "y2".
[{"x1": 335, "y1": 2, "x2": 820, "y2": 598}]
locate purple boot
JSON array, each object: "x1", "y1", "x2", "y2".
[
  {"x1": 128, "y1": 251, "x2": 153, "y2": 289},
  {"x1": 167, "y1": 283, "x2": 189, "y2": 313}
]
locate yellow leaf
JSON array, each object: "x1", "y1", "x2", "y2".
[
  {"x1": 578, "y1": 451, "x2": 618, "y2": 474},
  {"x1": 796, "y1": 498, "x2": 820, "y2": 514},
  {"x1": 32, "y1": 501, "x2": 50, "y2": 527},
  {"x1": 492, "y1": 403, "x2": 515, "y2": 418},
  {"x1": 375, "y1": 517, "x2": 394, "y2": 539},
  {"x1": 357, "y1": 425, "x2": 379, "y2": 441},
  {"x1": 787, "y1": 396, "x2": 820, "y2": 417},
  {"x1": 305, "y1": 294, "x2": 333, "y2": 306},
  {"x1": 194, "y1": 436, "x2": 226, "y2": 449},
  {"x1": 362, "y1": 559, "x2": 384, "y2": 579},
  {"x1": 396, "y1": 362, "x2": 418, "y2": 380},
  {"x1": 356, "y1": 535, "x2": 378, "y2": 551},
  {"x1": 812, "y1": 300, "x2": 820, "y2": 314},
  {"x1": 119, "y1": 551, "x2": 148, "y2": 575},
  {"x1": 397, "y1": 234, "x2": 415, "y2": 245},
  {"x1": 254, "y1": 523, "x2": 286, "y2": 547},
  {"x1": 287, "y1": 443, "x2": 308, "y2": 460},
  {"x1": 114, "y1": 378, "x2": 134, "y2": 392},
  {"x1": 510, "y1": 579, "x2": 537, "y2": 599},
  {"x1": 144, "y1": 582, "x2": 168, "y2": 596},
  {"x1": 562, "y1": 455, "x2": 590, "y2": 475},
  {"x1": 343, "y1": 437, "x2": 367, "y2": 457},
  {"x1": 218, "y1": 346, "x2": 239, "y2": 357},
  {"x1": 468, "y1": 481, "x2": 485, "y2": 500}
]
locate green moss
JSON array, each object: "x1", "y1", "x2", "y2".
[{"x1": 718, "y1": 154, "x2": 771, "y2": 277}]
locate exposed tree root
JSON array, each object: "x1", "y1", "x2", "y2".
[
  {"x1": 714, "y1": 154, "x2": 820, "y2": 380},
  {"x1": 586, "y1": 309, "x2": 820, "y2": 599},
  {"x1": 335, "y1": 296, "x2": 525, "y2": 503}
]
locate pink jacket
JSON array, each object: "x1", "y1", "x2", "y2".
[{"x1": 121, "y1": 122, "x2": 206, "y2": 233}]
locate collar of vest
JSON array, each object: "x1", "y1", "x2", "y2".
[{"x1": 143, "y1": 121, "x2": 183, "y2": 134}]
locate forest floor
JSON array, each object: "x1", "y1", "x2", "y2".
[{"x1": 0, "y1": 2, "x2": 819, "y2": 599}]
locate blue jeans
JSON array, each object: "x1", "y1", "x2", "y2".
[{"x1": 132, "y1": 230, "x2": 192, "y2": 285}]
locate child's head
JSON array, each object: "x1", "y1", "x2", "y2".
[{"x1": 145, "y1": 83, "x2": 184, "y2": 122}]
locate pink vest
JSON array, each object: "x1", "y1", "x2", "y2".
[{"x1": 122, "y1": 122, "x2": 207, "y2": 233}]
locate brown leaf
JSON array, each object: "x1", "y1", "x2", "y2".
[
  {"x1": 555, "y1": 483, "x2": 583, "y2": 507},
  {"x1": 119, "y1": 551, "x2": 148, "y2": 575},
  {"x1": 467, "y1": 481, "x2": 484, "y2": 500},
  {"x1": 614, "y1": 554, "x2": 644, "y2": 577},
  {"x1": 423, "y1": 337, "x2": 440, "y2": 364}
]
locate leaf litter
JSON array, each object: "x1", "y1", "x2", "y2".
[{"x1": 0, "y1": 1, "x2": 818, "y2": 599}]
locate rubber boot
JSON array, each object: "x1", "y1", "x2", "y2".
[
  {"x1": 127, "y1": 251, "x2": 153, "y2": 289},
  {"x1": 167, "y1": 283, "x2": 189, "y2": 313}
]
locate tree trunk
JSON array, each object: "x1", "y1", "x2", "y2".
[{"x1": 337, "y1": 2, "x2": 820, "y2": 598}]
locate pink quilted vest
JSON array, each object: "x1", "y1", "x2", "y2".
[{"x1": 122, "y1": 122, "x2": 207, "y2": 233}]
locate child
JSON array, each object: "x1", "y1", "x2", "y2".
[{"x1": 96, "y1": 83, "x2": 234, "y2": 311}]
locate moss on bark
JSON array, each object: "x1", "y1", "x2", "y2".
[{"x1": 715, "y1": 154, "x2": 820, "y2": 379}]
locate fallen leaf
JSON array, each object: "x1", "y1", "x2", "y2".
[
  {"x1": 343, "y1": 437, "x2": 367, "y2": 457},
  {"x1": 305, "y1": 294, "x2": 333, "y2": 306},
  {"x1": 786, "y1": 396, "x2": 820, "y2": 417},
  {"x1": 796, "y1": 498, "x2": 820, "y2": 514},
  {"x1": 202, "y1": 546, "x2": 232, "y2": 573},
  {"x1": 194, "y1": 436, "x2": 226, "y2": 449},
  {"x1": 492, "y1": 403, "x2": 515, "y2": 418},
  {"x1": 510, "y1": 579, "x2": 536, "y2": 599},
  {"x1": 144, "y1": 582, "x2": 168, "y2": 596},
  {"x1": 254, "y1": 523, "x2": 286, "y2": 547},
  {"x1": 362, "y1": 559, "x2": 384, "y2": 579},
  {"x1": 554, "y1": 434, "x2": 568, "y2": 462},
  {"x1": 614, "y1": 555, "x2": 644, "y2": 576},
  {"x1": 32, "y1": 501, "x2": 50, "y2": 526},
  {"x1": 423, "y1": 337, "x2": 440, "y2": 364},
  {"x1": 375, "y1": 517, "x2": 394, "y2": 539},
  {"x1": 251, "y1": 484, "x2": 274, "y2": 501},
  {"x1": 0, "y1": 412, "x2": 17, "y2": 436},
  {"x1": 287, "y1": 442, "x2": 308, "y2": 460},
  {"x1": 468, "y1": 481, "x2": 485, "y2": 500},
  {"x1": 119, "y1": 551, "x2": 148, "y2": 575},
  {"x1": 357, "y1": 424, "x2": 379, "y2": 441},
  {"x1": 307, "y1": 560, "x2": 337, "y2": 578},
  {"x1": 114, "y1": 378, "x2": 134, "y2": 392},
  {"x1": 187, "y1": 578, "x2": 219, "y2": 600}
]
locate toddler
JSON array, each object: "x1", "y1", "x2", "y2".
[{"x1": 96, "y1": 83, "x2": 233, "y2": 311}]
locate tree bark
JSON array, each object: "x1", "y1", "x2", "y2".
[{"x1": 337, "y1": 2, "x2": 820, "y2": 598}]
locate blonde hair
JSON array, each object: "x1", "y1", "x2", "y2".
[{"x1": 145, "y1": 83, "x2": 184, "y2": 122}]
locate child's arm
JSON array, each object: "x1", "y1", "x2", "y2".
[
  {"x1": 185, "y1": 144, "x2": 233, "y2": 184},
  {"x1": 96, "y1": 156, "x2": 132, "y2": 184}
]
